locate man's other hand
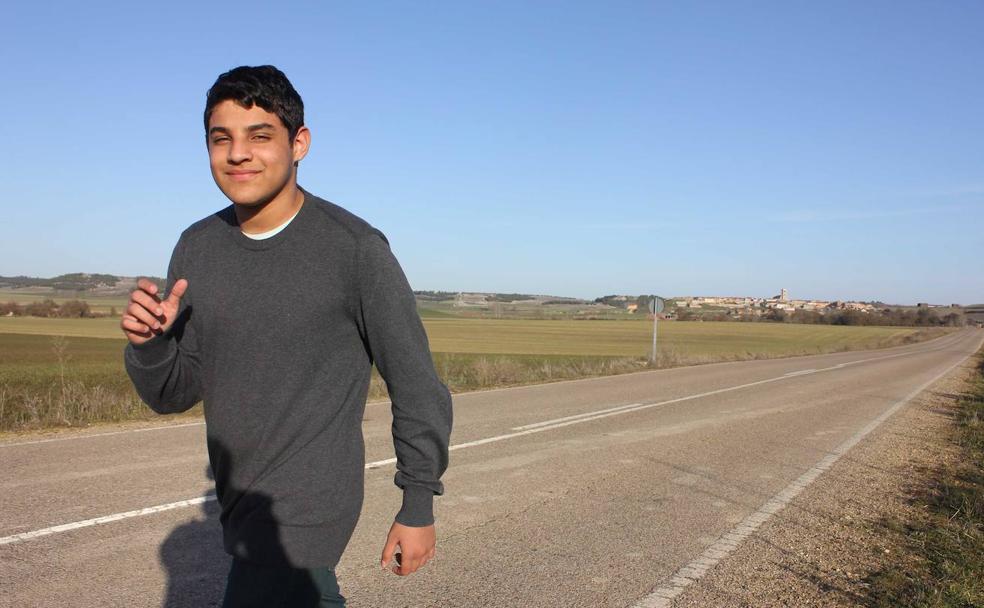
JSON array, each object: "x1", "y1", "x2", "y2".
[
  {"x1": 380, "y1": 522, "x2": 436, "y2": 576},
  {"x1": 121, "y1": 277, "x2": 188, "y2": 345}
]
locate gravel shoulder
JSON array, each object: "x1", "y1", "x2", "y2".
[{"x1": 670, "y1": 350, "x2": 980, "y2": 607}]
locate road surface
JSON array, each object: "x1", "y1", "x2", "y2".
[{"x1": 1, "y1": 328, "x2": 981, "y2": 607}]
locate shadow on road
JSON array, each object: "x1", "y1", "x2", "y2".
[
  {"x1": 158, "y1": 466, "x2": 228, "y2": 607},
  {"x1": 159, "y1": 439, "x2": 344, "y2": 607}
]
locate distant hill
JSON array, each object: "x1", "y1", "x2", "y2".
[
  {"x1": 0, "y1": 273, "x2": 163, "y2": 296},
  {"x1": 0, "y1": 274, "x2": 583, "y2": 303}
]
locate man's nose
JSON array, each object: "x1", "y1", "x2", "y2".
[{"x1": 228, "y1": 138, "x2": 251, "y2": 164}]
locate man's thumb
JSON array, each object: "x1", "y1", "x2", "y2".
[
  {"x1": 166, "y1": 278, "x2": 189, "y2": 304},
  {"x1": 380, "y1": 535, "x2": 399, "y2": 569}
]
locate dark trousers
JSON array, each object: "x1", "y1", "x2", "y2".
[{"x1": 222, "y1": 557, "x2": 346, "y2": 607}]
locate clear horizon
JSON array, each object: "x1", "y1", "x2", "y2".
[{"x1": 2, "y1": 2, "x2": 981, "y2": 305}]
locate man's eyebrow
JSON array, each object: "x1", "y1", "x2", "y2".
[{"x1": 208, "y1": 123, "x2": 277, "y2": 136}]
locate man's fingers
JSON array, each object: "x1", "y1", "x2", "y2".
[
  {"x1": 136, "y1": 277, "x2": 159, "y2": 296},
  {"x1": 121, "y1": 315, "x2": 153, "y2": 337},
  {"x1": 132, "y1": 290, "x2": 165, "y2": 317},
  {"x1": 127, "y1": 302, "x2": 163, "y2": 331},
  {"x1": 380, "y1": 537, "x2": 399, "y2": 570},
  {"x1": 392, "y1": 556, "x2": 415, "y2": 576},
  {"x1": 165, "y1": 278, "x2": 189, "y2": 305},
  {"x1": 393, "y1": 551, "x2": 432, "y2": 576}
]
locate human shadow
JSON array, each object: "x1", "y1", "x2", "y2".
[
  {"x1": 158, "y1": 462, "x2": 228, "y2": 607},
  {"x1": 159, "y1": 439, "x2": 344, "y2": 607}
]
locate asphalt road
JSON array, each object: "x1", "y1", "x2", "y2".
[{"x1": 1, "y1": 328, "x2": 981, "y2": 608}]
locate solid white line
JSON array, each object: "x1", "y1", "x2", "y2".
[
  {"x1": 1, "y1": 452, "x2": 409, "y2": 545},
  {"x1": 631, "y1": 332, "x2": 984, "y2": 608},
  {"x1": 1, "y1": 331, "x2": 973, "y2": 546},
  {"x1": 0, "y1": 494, "x2": 217, "y2": 546}
]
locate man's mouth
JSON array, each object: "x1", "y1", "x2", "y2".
[{"x1": 227, "y1": 170, "x2": 260, "y2": 182}]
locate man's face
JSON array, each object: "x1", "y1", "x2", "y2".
[{"x1": 207, "y1": 100, "x2": 309, "y2": 206}]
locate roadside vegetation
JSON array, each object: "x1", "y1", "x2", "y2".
[
  {"x1": 867, "y1": 350, "x2": 984, "y2": 607},
  {"x1": 0, "y1": 316, "x2": 956, "y2": 433}
]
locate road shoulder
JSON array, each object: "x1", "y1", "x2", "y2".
[{"x1": 670, "y1": 350, "x2": 980, "y2": 607}]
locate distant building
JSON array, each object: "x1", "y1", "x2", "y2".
[{"x1": 770, "y1": 288, "x2": 788, "y2": 302}]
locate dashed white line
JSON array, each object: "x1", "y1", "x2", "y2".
[
  {"x1": 511, "y1": 402, "x2": 643, "y2": 430},
  {"x1": 783, "y1": 368, "x2": 816, "y2": 377}
]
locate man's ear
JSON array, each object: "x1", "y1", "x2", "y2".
[{"x1": 292, "y1": 125, "x2": 311, "y2": 166}]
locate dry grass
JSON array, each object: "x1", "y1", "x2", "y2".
[{"x1": 866, "y1": 352, "x2": 984, "y2": 607}]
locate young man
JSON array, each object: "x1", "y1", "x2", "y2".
[{"x1": 121, "y1": 65, "x2": 453, "y2": 607}]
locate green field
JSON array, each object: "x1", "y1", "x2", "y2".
[
  {"x1": 0, "y1": 316, "x2": 953, "y2": 432},
  {"x1": 0, "y1": 316, "x2": 125, "y2": 338},
  {"x1": 0, "y1": 315, "x2": 931, "y2": 357},
  {"x1": 420, "y1": 317, "x2": 928, "y2": 357}
]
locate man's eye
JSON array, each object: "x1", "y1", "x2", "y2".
[
  {"x1": 253, "y1": 134, "x2": 270, "y2": 141},
  {"x1": 211, "y1": 137, "x2": 229, "y2": 144}
]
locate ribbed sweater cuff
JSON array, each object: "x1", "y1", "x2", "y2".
[
  {"x1": 395, "y1": 485, "x2": 435, "y2": 527},
  {"x1": 126, "y1": 333, "x2": 176, "y2": 368}
]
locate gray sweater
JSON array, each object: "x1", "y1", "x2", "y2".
[{"x1": 124, "y1": 188, "x2": 453, "y2": 568}]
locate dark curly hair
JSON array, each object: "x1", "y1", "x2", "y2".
[{"x1": 204, "y1": 65, "x2": 305, "y2": 141}]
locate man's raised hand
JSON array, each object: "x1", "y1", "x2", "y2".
[{"x1": 121, "y1": 277, "x2": 188, "y2": 345}]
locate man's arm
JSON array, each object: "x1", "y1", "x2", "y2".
[
  {"x1": 122, "y1": 237, "x2": 204, "y2": 414},
  {"x1": 355, "y1": 230, "x2": 453, "y2": 574}
]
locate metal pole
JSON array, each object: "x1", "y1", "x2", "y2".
[{"x1": 651, "y1": 297, "x2": 658, "y2": 364}]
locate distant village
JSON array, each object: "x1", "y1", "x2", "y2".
[
  {"x1": 603, "y1": 288, "x2": 970, "y2": 319},
  {"x1": 425, "y1": 288, "x2": 980, "y2": 327},
  {"x1": 666, "y1": 288, "x2": 881, "y2": 316}
]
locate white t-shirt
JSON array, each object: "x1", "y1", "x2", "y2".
[{"x1": 241, "y1": 207, "x2": 302, "y2": 240}]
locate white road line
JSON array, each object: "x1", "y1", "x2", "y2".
[
  {"x1": 0, "y1": 332, "x2": 973, "y2": 547},
  {"x1": 511, "y1": 402, "x2": 643, "y2": 430},
  {"x1": 0, "y1": 495, "x2": 217, "y2": 546},
  {"x1": 783, "y1": 369, "x2": 816, "y2": 377},
  {"x1": 0, "y1": 421, "x2": 206, "y2": 448},
  {"x1": 631, "y1": 332, "x2": 984, "y2": 608},
  {"x1": 2, "y1": 454, "x2": 411, "y2": 545}
]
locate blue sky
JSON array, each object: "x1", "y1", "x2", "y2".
[{"x1": 2, "y1": 1, "x2": 981, "y2": 304}]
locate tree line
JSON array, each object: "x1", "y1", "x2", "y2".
[
  {"x1": 676, "y1": 306, "x2": 966, "y2": 327},
  {"x1": 0, "y1": 299, "x2": 111, "y2": 318}
]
